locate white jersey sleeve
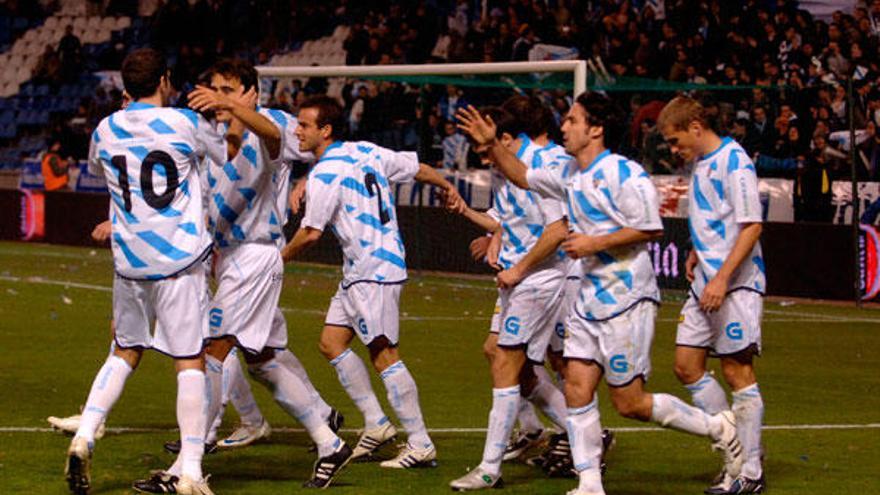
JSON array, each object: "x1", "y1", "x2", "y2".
[
  {"x1": 87, "y1": 130, "x2": 102, "y2": 176},
  {"x1": 301, "y1": 166, "x2": 341, "y2": 232},
  {"x1": 729, "y1": 155, "x2": 762, "y2": 223},
  {"x1": 619, "y1": 168, "x2": 663, "y2": 231},
  {"x1": 192, "y1": 113, "x2": 227, "y2": 167},
  {"x1": 377, "y1": 147, "x2": 420, "y2": 184},
  {"x1": 526, "y1": 167, "x2": 567, "y2": 201}
]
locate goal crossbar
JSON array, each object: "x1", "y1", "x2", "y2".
[{"x1": 256, "y1": 60, "x2": 588, "y2": 96}]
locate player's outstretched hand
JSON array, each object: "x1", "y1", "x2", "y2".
[
  {"x1": 469, "y1": 236, "x2": 490, "y2": 261},
  {"x1": 90, "y1": 220, "x2": 112, "y2": 243},
  {"x1": 699, "y1": 275, "x2": 728, "y2": 312},
  {"x1": 497, "y1": 266, "x2": 524, "y2": 289},
  {"x1": 188, "y1": 85, "x2": 233, "y2": 113},
  {"x1": 289, "y1": 178, "x2": 307, "y2": 215},
  {"x1": 439, "y1": 185, "x2": 467, "y2": 214},
  {"x1": 456, "y1": 105, "x2": 497, "y2": 146},
  {"x1": 561, "y1": 232, "x2": 600, "y2": 259}
]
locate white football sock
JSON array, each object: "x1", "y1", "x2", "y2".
[
  {"x1": 330, "y1": 348, "x2": 387, "y2": 429},
  {"x1": 224, "y1": 351, "x2": 264, "y2": 427},
  {"x1": 733, "y1": 383, "x2": 764, "y2": 478},
  {"x1": 651, "y1": 393, "x2": 714, "y2": 437},
  {"x1": 685, "y1": 372, "x2": 730, "y2": 415},
  {"x1": 250, "y1": 358, "x2": 340, "y2": 457},
  {"x1": 76, "y1": 355, "x2": 132, "y2": 443},
  {"x1": 527, "y1": 365, "x2": 568, "y2": 431},
  {"x1": 477, "y1": 385, "x2": 520, "y2": 477},
  {"x1": 566, "y1": 400, "x2": 605, "y2": 494},
  {"x1": 380, "y1": 361, "x2": 432, "y2": 449},
  {"x1": 515, "y1": 399, "x2": 543, "y2": 434},
  {"x1": 176, "y1": 369, "x2": 206, "y2": 481},
  {"x1": 276, "y1": 348, "x2": 333, "y2": 420}
]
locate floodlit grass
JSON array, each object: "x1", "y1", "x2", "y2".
[{"x1": 0, "y1": 241, "x2": 877, "y2": 494}]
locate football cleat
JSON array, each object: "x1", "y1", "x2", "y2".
[
  {"x1": 542, "y1": 433, "x2": 576, "y2": 478},
  {"x1": 176, "y1": 475, "x2": 215, "y2": 495},
  {"x1": 704, "y1": 469, "x2": 735, "y2": 494},
  {"x1": 303, "y1": 442, "x2": 353, "y2": 489},
  {"x1": 163, "y1": 440, "x2": 217, "y2": 455},
  {"x1": 502, "y1": 428, "x2": 544, "y2": 461},
  {"x1": 64, "y1": 436, "x2": 92, "y2": 495},
  {"x1": 449, "y1": 466, "x2": 503, "y2": 491},
  {"x1": 217, "y1": 419, "x2": 271, "y2": 449},
  {"x1": 711, "y1": 411, "x2": 744, "y2": 481},
  {"x1": 351, "y1": 421, "x2": 397, "y2": 460},
  {"x1": 48, "y1": 414, "x2": 105, "y2": 439},
  {"x1": 379, "y1": 443, "x2": 437, "y2": 468},
  {"x1": 721, "y1": 474, "x2": 765, "y2": 494},
  {"x1": 132, "y1": 470, "x2": 179, "y2": 493}
]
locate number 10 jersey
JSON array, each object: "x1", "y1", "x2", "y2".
[
  {"x1": 301, "y1": 140, "x2": 420, "y2": 288},
  {"x1": 88, "y1": 102, "x2": 226, "y2": 280}
]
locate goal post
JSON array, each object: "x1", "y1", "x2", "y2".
[{"x1": 255, "y1": 60, "x2": 588, "y2": 97}]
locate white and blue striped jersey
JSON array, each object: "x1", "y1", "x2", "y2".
[
  {"x1": 207, "y1": 108, "x2": 312, "y2": 248},
  {"x1": 688, "y1": 137, "x2": 765, "y2": 297},
  {"x1": 489, "y1": 134, "x2": 566, "y2": 276},
  {"x1": 301, "y1": 141, "x2": 419, "y2": 287},
  {"x1": 272, "y1": 112, "x2": 315, "y2": 246},
  {"x1": 527, "y1": 149, "x2": 663, "y2": 320},
  {"x1": 88, "y1": 101, "x2": 226, "y2": 280}
]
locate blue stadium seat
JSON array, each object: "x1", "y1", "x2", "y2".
[
  {"x1": 35, "y1": 84, "x2": 49, "y2": 96},
  {"x1": 0, "y1": 110, "x2": 12, "y2": 123}
]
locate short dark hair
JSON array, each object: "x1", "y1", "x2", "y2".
[
  {"x1": 501, "y1": 95, "x2": 551, "y2": 139},
  {"x1": 575, "y1": 92, "x2": 625, "y2": 151},
  {"x1": 208, "y1": 58, "x2": 258, "y2": 91},
  {"x1": 300, "y1": 95, "x2": 346, "y2": 139},
  {"x1": 121, "y1": 48, "x2": 168, "y2": 99}
]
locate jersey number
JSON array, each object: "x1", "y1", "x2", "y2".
[
  {"x1": 364, "y1": 172, "x2": 390, "y2": 225},
  {"x1": 110, "y1": 151, "x2": 179, "y2": 212}
]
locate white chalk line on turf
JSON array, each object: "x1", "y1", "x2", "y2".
[
  {"x1": 4, "y1": 423, "x2": 879, "y2": 434},
  {"x1": 3, "y1": 274, "x2": 880, "y2": 324}
]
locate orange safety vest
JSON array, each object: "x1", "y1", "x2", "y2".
[{"x1": 42, "y1": 152, "x2": 68, "y2": 191}]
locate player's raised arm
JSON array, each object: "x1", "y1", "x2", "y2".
[
  {"x1": 456, "y1": 105, "x2": 529, "y2": 189},
  {"x1": 188, "y1": 85, "x2": 282, "y2": 160},
  {"x1": 413, "y1": 163, "x2": 466, "y2": 213}
]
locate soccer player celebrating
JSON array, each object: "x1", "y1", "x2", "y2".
[
  {"x1": 457, "y1": 93, "x2": 744, "y2": 495},
  {"x1": 448, "y1": 103, "x2": 571, "y2": 491},
  {"x1": 135, "y1": 59, "x2": 350, "y2": 492},
  {"x1": 281, "y1": 95, "x2": 464, "y2": 470},
  {"x1": 65, "y1": 48, "x2": 226, "y2": 495},
  {"x1": 658, "y1": 96, "x2": 766, "y2": 494}
]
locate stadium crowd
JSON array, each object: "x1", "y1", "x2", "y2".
[{"x1": 7, "y1": 0, "x2": 880, "y2": 221}]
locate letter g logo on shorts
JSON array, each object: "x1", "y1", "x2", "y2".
[
  {"x1": 357, "y1": 318, "x2": 368, "y2": 336},
  {"x1": 609, "y1": 354, "x2": 628, "y2": 374},
  {"x1": 725, "y1": 322, "x2": 743, "y2": 340},
  {"x1": 555, "y1": 322, "x2": 565, "y2": 338},
  {"x1": 504, "y1": 316, "x2": 521, "y2": 336},
  {"x1": 208, "y1": 308, "x2": 223, "y2": 333}
]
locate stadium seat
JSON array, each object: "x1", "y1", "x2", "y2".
[
  {"x1": 44, "y1": 16, "x2": 59, "y2": 30},
  {"x1": 116, "y1": 16, "x2": 131, "y2": 30}
]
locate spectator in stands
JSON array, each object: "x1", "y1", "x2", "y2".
[
  {"x1": 58, "y1": 25, "x2": 82, "y2": 83},
  {"x1": 41, "y1": 139, "x2": 68, "y2": 192},
  {"x1": 441, "y1": 121, "x2": 469, "y2": 171},
  {"x1": 34, "y1": 44, "x2": 61, "y2": 88}
]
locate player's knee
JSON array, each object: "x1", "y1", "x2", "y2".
[
  {"x1": 610, "y1": 393, "x2": 646, "y2": 420},
  {"x1": 721, "y1": 357, "x2": 755, "y2": 389},
  {"x1": 317, "y1": 337, "x2": 342, "y2": 360},
  {"x1": 673, "y1": 361, "x2": 703, "y2": 384}
]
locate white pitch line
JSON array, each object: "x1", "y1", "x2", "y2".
[
  {"x1": 5, "y1": 423, "x2": 879, "y2": 434},
  {"x1": 2, "y1": 275, "x2": 879, "y2": 324}
]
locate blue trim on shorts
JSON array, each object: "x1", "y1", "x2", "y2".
[
  {"x1": 687, "y1": 285, "x2": 765, "y2": 300},
  {"x1": 574, "y1": 297, "x2": 660, "y2": 323},
  {"x1": 113, "y1": 336, "x2": 208, "y2": 360},
  {"x1": 340, "y1": 278, "x2": 407, "y2": 290}
]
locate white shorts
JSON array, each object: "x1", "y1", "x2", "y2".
[
  {"x1": 489, "y1": 277, "x2": 566, "y2": 363},
  {"x1": 208, "y1": 243, "x2": 284, "y2": 354},
  {"x1": 325, "y1": 282, "x2": 402, "y2": 346},
  {"x1": 676, "y1": 289, "x2": 763, "y2": 356},
  {"x1": 113, "y1": 261, "x2": 209, "y2": 359},
  {"x1": 564, "y1": 300, "x2": 657, "y2": 387},
  {"x1": 549, "y1": 276, "x2": 580, "y2": 354}
]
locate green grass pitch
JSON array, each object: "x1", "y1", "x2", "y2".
[{"x1": 0, "y1": 241, "x2": 877, "y2": 494}]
